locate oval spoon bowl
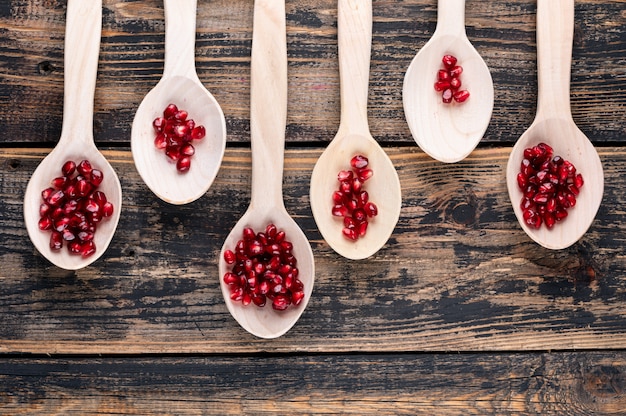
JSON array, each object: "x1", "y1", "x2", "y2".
[
  {"x1": 311, "y1": 133, "x2": 401, "y2": 260},
  {"x1": 403, "y1": 34, "x2": 494, "y2": 163},
  {"x1": 506, "y1": 118, "x2": 603, "y2": 250},
  {"x1": 132, "y1": 76, "x2": 226, "y2": 205},
  {"x1": 24, "y1": 146, "x2": 122, "y2": 270},
  {"x1": 218, "y1": 209, "x2": 314, "y2": 339}
]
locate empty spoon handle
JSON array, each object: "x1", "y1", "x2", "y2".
[
  {"x1": 249, "y1": 0, "x2": 287, "y2": 209},
  {"x1": 434, "y1": 0, "x2": 466, "y2": 37},
  {"x1": 536, "y1": 0, "x2": 574, "y2": 121},
  {"x1": 163, "y1": 0, "x2": 198, "y2": 79},
  {"x1": 58, "y1": 0, "x2": 102, "y2": 148},
  {"x1": 337, "y1": 0, "x2": 372, "y2": 137}
]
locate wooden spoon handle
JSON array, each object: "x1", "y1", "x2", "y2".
[
  {"x1": 434, "y1": 0, "x2": 466, "y2": 37},
  {"x1": 163, "y1": 0, "x2": 198, "y2": 79},
  {"x1": 338, "y1": 0, "x2": 372, "y2": 136},
  {"x1": 59, "y1": 0, "x2": 102, "y2": 147},
  {"x1": 249, "y1": 0, "x2": 287, "y2": 209},
  {"x1": 536, "y1": 0, "x2": 574, "y2": 121}
]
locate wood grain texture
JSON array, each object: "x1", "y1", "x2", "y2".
[
  {"x1": 1, "y1": 147, "x2": 625, "y2": 354},
  {"x1": 1, "y1": 352, "x2": 625, "y2": 415},
  {"x1": 0, "y1": 0, "x2": 624, "y2": 145}
]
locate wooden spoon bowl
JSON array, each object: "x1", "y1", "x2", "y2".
[
  {"x1": 131, "y1": 0, "x2": 226, "y2": 205},
  {"x1": 23, "y1": 0, "x2": 121, "y2": 270}
]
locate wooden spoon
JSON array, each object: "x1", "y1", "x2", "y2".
[
  {"x1": 309, "y1": 0, "x2": 401, "y2": 260},
  {"x1": 131, "y1": 0, "x2": 226, "y2": 205},
  {"x1": 506, "y1": 0, "x2": 603, "y2": 250},
  {"x1": 218, "y1": 0, "x2": 314, "y2": 339},
  {"x1": 23, "y1": 0, "x2": 122, "y2": 270},
  {"x1": 402, "y1": 0, "x2": 494, "y2": 163}
]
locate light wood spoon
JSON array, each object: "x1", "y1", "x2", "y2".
[
  {"x1": 23, "y1": 0, "x2": 122, "y2": 270},
  {"x1": 310, "y1": 0, "x2": 401, "y2": 260},
  {"x1": 131, "y1": 0, "x2": 226, "y2": 205},
  {"x1": 218, "y1": 0, "x2": 314, "y2": 339},
  {"x1": 506, "y1": 0, "x2": 603, "y2": 250},
  {"x1": 403, "y1": 0, "x2": 494, "y2": 163}
]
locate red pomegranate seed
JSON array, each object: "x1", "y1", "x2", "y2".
[
  {"x1": 222, "y1": 224, "x2": 303, "y2": 311},
  {"x1": 62, "y1": 161, "x2": 76, "y2": 176},
  {"x1": 77, "y1": 160, "x2": 92, "y2": 176},
  {"x1": 434, "y1": 81, "x2": 451, "y2": 92},
  {"x1": 351, "y1": 155, "x2": 369, "y2": 170},
  {"x1": 90, "y1": 169, "x2": 103, "y2": 186},
  {"x1": 442, "y1": 89, "x2": 453, "y2": 103},
  {"x1": 437, "y1": 69, "x2": 450, "y2": 81},
  {"x1": 176, "y1": 156, "x2": 191, "y2": 172},
  {"x1": 453, "y1": 90, "x2": 470, "y2": 103},
  {"x1": 442, "y1": 54, "x2": 457, "y2": 69},
  {"x1": 450, "y1": 77, "x2": 461, "y2": 90},
  {"x1": 50, "y1": 232, "x2": 63, "y2": 250},
  {"x1": 517, "y1": 143, "x2": 583, "y2": 230}
]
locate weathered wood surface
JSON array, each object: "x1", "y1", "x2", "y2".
[
  {"x1": 1, "y1": 352, "x2": 625, "y2": 415},
  {"x1": 1, "y1": 147, "x2": 625, "y2": 354},
  {"x1": 0, "y1": 0, "x2": 624, "y2": 145},
  {"x1": 1, "y1": 0, "x2": 626, "y2": 414}
]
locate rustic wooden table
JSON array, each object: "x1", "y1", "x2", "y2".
[{"x1": 1, "y1": 0, "x2": 625, "y2": 414}]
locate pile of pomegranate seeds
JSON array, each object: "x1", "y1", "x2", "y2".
[
  {"x1": 38, "y1": 159, "x2": 114, "y2": 257},
  {"x1": 332, "y1": 155, "x2": 378, "y2": 241},
  {"x1": 517, "y1": 142, "x2": 584, "y2": 229},
  {"x1": 223, "y1": 224, "x2": 304, "y2": 311},
  {"x1": 434, "y1": 54, "x2": 470, "y2": 104},
  {"x1": 153, "y1": 103, "x2": 206, "y2": 172}
]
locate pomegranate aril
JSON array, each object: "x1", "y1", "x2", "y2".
[
  {"x1": 442, "y1": 88, "x2": 453, "y2": 103},
  {"x1": 450, "y1": 77, "x2": 461, "y2": 90},
  {"x1": 77, "y1": 160, "x2": 92, "y2": 176},
  {"x1": 38, "y1": 217, "x2": 53, "y2": 231},
  {"x1": 434, "y1": 81, "x2": 450, "y2": 92},
  {"x1": 176, "y1": 156, "x2": 191, "y2": 172},
  {"x1": 50, "y1": 232, "x2": 63, "y2": 250},
  {"x1": 351, "y1": 155, "x2": 369, "y2": 169},
  {"x1": 62, "y1": 161, "x2": 76, "y2": 176},
  {"x1": 453, "y1": 90, "x2": 470, "y2": 103},
  {"x1": 442, "y1": 54, "x2": 457, "y2": 69}
]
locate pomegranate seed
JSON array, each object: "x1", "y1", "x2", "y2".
[
  {"x1": 442, "y1": 54, "x2": 457, "y2": 69},
  {"x1": 351, "y1": 155, "x2": 369, "y2": 170},
  {"x1": 449, "y1": 65, "x2": 463, "y2": 78},
  {"x1": 442, "y1": 88, "x2": 453, "y2": 103},
  {"x1": 450, "y1": 77, "x2": 461, "y2": 90},
  {"x1": 164, "y1": 104, "x2": 178, "y2": 118},
  {"x1": 176, "y1": 156, "x2": 191, "y2": 172},
  {"x1": 62, "y1": 161, "x2": 76, "y2": 176},
  {"x1": 191, "y1": 125, "x2": 206, "y2": 140},
  {"x1": 101, "y1": 202, "x2": 114, "y2": 217},
  {"x1": 434, "y1": 81, "x2": 450, "y2": 92},
  {"x1": 222, "y1": 224, "x2": 303, "y2": 311},
  {"x1": 437, "y1": 69, "x2": 450, "y2": 81},
  {"x1": 51, "y1": 176, "x2": 67, "y2": 189},
  {"x1": 50, "y1": 232, "x2": 63, "y2": 250},
  {"x1": 90, "y1": 169, "x2": 103, "y2": 186},
  {"x1": 77, "y1": 160, "x2": 92, "y2": 176},
  {"x1": 517, "y1": 143, "x2": 583, "y2": 230},
  {"x1": 38, "y1": 217, "x2": 53, "y2": 231},
  {"x1": 453, "y1": 90, "x2": 470, "y2": 103}
]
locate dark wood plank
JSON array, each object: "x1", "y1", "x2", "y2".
[
  {"x1": 1, "y1": 147, "x2": 625, "y2": 354},
  {"x1": 0, "y1": 0, "x2": 624, "y2": 145},
  {"x1": 1, "y1": 352, "x2": 625, "y2": 415}
]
